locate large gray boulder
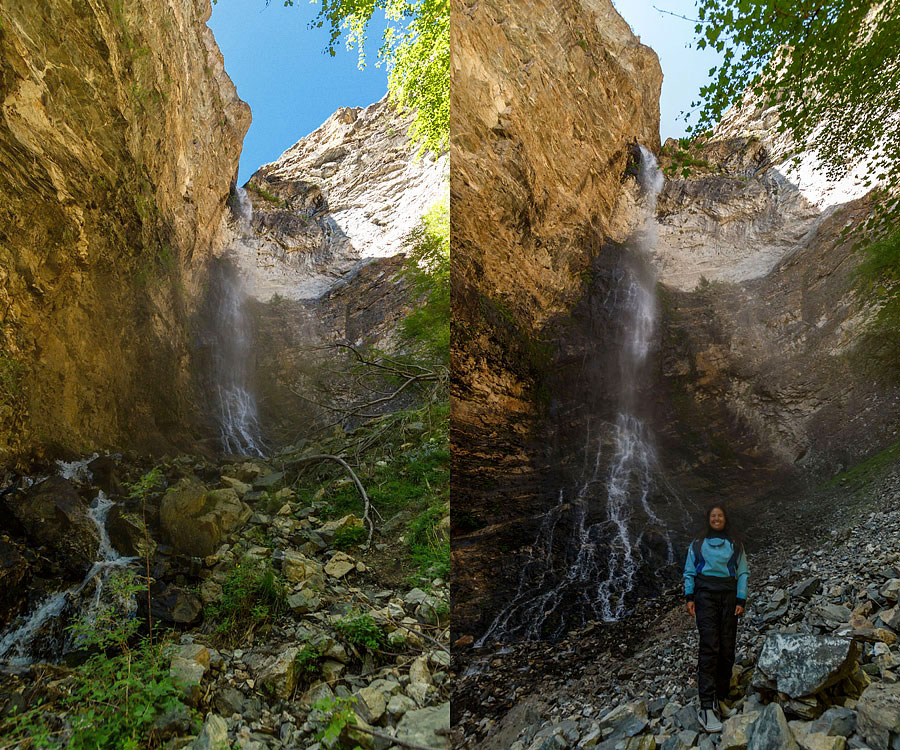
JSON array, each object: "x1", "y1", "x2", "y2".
[
  {"x1": 394, "y1": 702, "x2": 450, "y2": 750},
  {"x1": 856, "y1": 682, "x2": 900, "y2": 750},
  {"x1": 7, "y1": 477, "x2": 99, "y2": 576},
  {"x1": 754, "y1": 634, "x2": 860, "y2": 697},
  {"x1": 159, "y1": 479, "x2": 250, "y2": 557}
]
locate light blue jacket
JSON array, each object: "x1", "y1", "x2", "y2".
[{"x1": 684, "y1": 536, "x2": 749, "y2": 603}]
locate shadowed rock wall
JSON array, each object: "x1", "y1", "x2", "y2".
[{"x1": 451, "y1": 0, "x2": 663, "y2": 636}]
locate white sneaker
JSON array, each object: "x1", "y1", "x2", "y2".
[
  {"x1": 697, "y1": 707, "x2": 723, "y2": 733},
  {"x1": 714, "y1": 698, "x2": 735, "y2": 718}
]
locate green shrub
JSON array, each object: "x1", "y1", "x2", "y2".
[
  {"x1": 313, "y1": 696, "x2": 358, "y2": 747},
  {"x1": 334, "y1": 611, "x2": 385, "y2": 652},
  {"x1": 407, "y1": 503, "x2": 449, "y2": 584},
  {"x1": 206, "y1": 557, "x2": 287, "y2": 646},
  {"x1": 0, "y1": 572, "x2": 189, "y2": 749},
  {"x1": 294, "y1": 640, "x2": 324, "y2": 678},
  {"x1": 399, "y1": 196, "x2": 449, "y2": 366},
  {"x1": 332, "y1": 525, "x2": 367, "y2": 549}
]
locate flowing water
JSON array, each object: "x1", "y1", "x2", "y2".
[
  {"x1": 478, "y1": 147, "x2": 678, "y2": 644},
  {"x1": 213, "y1": 186, "x2": 266, "y2": 457},
  {"x1": 0, "y1": 458, "x2": 136, "y2": 665}
]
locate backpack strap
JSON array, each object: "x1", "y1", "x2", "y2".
[{"x1": 692, "y1": 539, "x2": 705, "y2": 574}]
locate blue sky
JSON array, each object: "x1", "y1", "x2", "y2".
[
  {"x1": 612, "y1": 0, "x2": 723, "y2": 143},
  {"x1": 208, "y1": 1, "x2": 390, "y2": 184}
]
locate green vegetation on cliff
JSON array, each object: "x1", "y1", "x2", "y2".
[
  {"x1": 290, "y1": 0, "x2": 449, "y2": 155},
  {"x1": 688, "y1": 0, "x2": 900, "y2": 231}
]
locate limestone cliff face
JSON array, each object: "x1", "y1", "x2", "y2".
[
  {"x1": 652, "y1": 127, "x2": 900, "y2": 485},
  {"x1": 453, "y1": 0, "x2": 661, "y2": 330},
  {"x1": 234, "y1": 97, "x2": 447, "y2": 301},
  {"x1": 451, "y1": 0, "x2": 662, "y2": 635},
  {"x1": 0, "y1": 0, "x2": 250, "y2": 462},
  {"x1": 223, "y1": 99, "x2": 446, "y2": 443}
]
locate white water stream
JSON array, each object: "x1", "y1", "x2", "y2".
[
  {"x1": 478, "y1": 147, "x2": 677, "y2": 644},
  {"x1": 215, "y1": 186, "x2": 266, "y2": 457},
  {"x1": 0, "y1": 457, "x2": 136, "y2": 665}
]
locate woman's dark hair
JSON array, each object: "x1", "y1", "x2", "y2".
[{"x1": 698, "y1": 503, "x2": 743, "y2": 549}]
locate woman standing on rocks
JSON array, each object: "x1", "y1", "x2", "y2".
[{"x1": 683, "y1": 504, "x2": 749, "y2": 733}]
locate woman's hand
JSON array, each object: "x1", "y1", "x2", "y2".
[
  {"x1": 686, "y1": 601, "x2": 695, "y2": 617},
  {"x1": 735, "y1": 605, "x2": 745, "y2": 616}
]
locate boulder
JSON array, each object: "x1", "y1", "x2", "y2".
[
  {"x1": 810, "y1": 604, "x2": 852, "y2": 629},
  {"x1": 856, "y1": 682, "x2": 900, "y2": 750},
  {"x1": 790, "y1": 578, "x2": 822, "y2": 600},
  {"x1": 8, "y1": 477, "x2": 99, "y2": 575},
  {"x1": 747, "y1": 703, "x2": 799, "y2": 750},
  {"x1": 879, "y1": 579, "x2": 900, "y2": 603},
  {"x1": 159, "y1": 479, "x2": 250, "y2": 557},
  {"x1": 256, "y1": 646, "x2": 300, "y2": 700},
  {"x1": 149, "y1": 582, "x2": 202, "y2": 624},
  {"x1": 878, "y1": 605, "x2": 900, "y2": 631},
  {"x1": 169, "y1": 644, "x2": 210, "y2": 703},
  {"x1": 354, "y1": 686, "x2": 386, "y2": 725},
  {"x1": 324, "y1": 552, "x2": 355, "y2": 579},
  {"x1": 754, "y1": 634, "x2": 860, "y2": 697},
  {"x1": 720, "y1": 711, "x2": 761, "y2": 750},
  {"x1": 282, "y1": 550, "x2": 324, "y2": 586},
  {"x1": 106, "y1": 505, "x2": 156, "y2": 558},
  {"x1": 286, "y1": 590, "x2": 322, "y2": 614},
  {"x1": 190, "y1": 713, "x2": 228, "y2": 750},
  {"x1": 762, "y1": 590, "x2": 791, "y2": 622},
  {"x1": 87, "y1": 455, "x2": 121, "y2": 496},
  {"x1": 220, "y1": 476, "x2": 251, "y2": 497},
  {"x1": 600, "y1": 701, "x2": 649, "y2": 741},
  {"x1": 809, "y1": 707, "x2": 856, "y2": 738},
  {"x1": 394, "y1": 702, "x2": 450, "y2": 750}
]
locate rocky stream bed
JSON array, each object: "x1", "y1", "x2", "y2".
[{"x1": 0, "y1": 438, "x2": 450, "y2": 749}]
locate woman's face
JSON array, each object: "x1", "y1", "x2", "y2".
[{"x1": 709, "y1": 507, "x2": 726, "y2": 531}]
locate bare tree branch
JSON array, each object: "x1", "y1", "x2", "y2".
[{"x1": 283, "y1": 454, "x2": 376, "y2": 547}]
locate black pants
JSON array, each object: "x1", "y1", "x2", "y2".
[{"x1": 694, "y1": 587, "x2": 737, "y2": 708}]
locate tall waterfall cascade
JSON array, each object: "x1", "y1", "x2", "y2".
[
  {"x1": 478, "y1": 147, "x2": 678, "y2": 645},
  {"x1": 214, "y1": 186, "x2": 265, "y2": 457}
]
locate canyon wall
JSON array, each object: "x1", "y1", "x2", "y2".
[
  {"x1": 451, "y1": 0, "x2": 663, "y2": 636},
  {"x1": 0, "y1": 0, "x2": 250, "y2": 462},
  {"x1": 222, "y1": 99, "x2": 447, "y2": 445}
]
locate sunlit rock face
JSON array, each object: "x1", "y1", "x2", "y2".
[
  {"x1": 451, "y1": 0, "x2": 663, "y2": 636},
  {"x1": 222, "y1": 99, "x2": 447, "y2": 445},
  {"x1": 0, "y1": 0, "x2": 250, "y2": 462},
  {"x1": 231, "y1": 96, "x2": 448, "y2": 301}
]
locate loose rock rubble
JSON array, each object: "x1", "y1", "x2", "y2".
[
  {"x1": 0, "y1": 450, "x2": 450, "y2": 749},
  {"x1": 455, "y1": 471, "x2": 900, "y2": 750}
]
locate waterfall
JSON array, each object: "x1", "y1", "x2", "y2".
[
  {"x1": 213, "y1": 187, "x2": 265, "y2": 457},
  {"x1": 478, "y1": 146, "x2": 676, "y2": 645},
  {"x1": 0, "y1": 458, "x2": 136, "y2": 665}
]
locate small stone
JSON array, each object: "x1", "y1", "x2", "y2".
[
  {"x1": 190, "y1": 713, "x2": 228, "y2": 750},
  {"x1": 354, "y1": 686, "x2": 386, "y2": 724}
]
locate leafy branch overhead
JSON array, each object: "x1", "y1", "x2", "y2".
[
  {"x1": 686, "y1": 0, "x2": 900, "y2": 231},
  {"x1": 286, "y1": 0, "x2": 449, "y2": 156}
]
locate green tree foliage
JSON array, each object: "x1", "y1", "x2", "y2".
[
  {"x1": 687, "y1": 0, "x2": 900, "y2": 231},
  {"x1": 291, "y1": 0, "x2": 449, "y2": 155},
  {"x1": 399, "y1": 195, "x2": 449, "y2": 366}
]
